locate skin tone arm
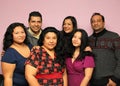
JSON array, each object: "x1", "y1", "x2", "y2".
[
  {"x1": 80, "y1": 68, "x2": 94, "y2": 86},
  {"x1": 63, "y1": 68, "x2": 68, "y2": 86},
  {"x1": 25, "y1": 65, "x2": 40, "y2": 86},
  {"x1": 1, "y1": 62, "x2": 15, "y2": 86}
]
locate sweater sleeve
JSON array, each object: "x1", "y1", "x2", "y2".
[
  {"x1": 1, "y1": 48, "x2": 17, "y2": 64},
  {"x1": 111, "y1": 36, "x2": 120, "y2": 84}
]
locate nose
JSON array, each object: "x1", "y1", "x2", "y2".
[
  {"x1": 74, "y1": 39, "x2": 78, "y2": 42},
  {"x1": 50, "y1": 39, "x2": 53, "y2": 42},
  {"x1": 93, "y1": 21, "x2": 98, "y2": 25},
  {"x1": 35, "y1": 22, "x2": 39, "y2": 26},
  {"x1": 63, "y1": 24, "x2": 68, "y2": 28}
]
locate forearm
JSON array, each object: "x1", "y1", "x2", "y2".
[
  {"x1": 63, "y1": 74, "x2": 67, "y2": 86},
  {"x1": 80, "y1": 76, "x2": 91, "y2": 86},
  {"x1": 4, "y1": 78, "x2": 12, "y2": 86},
  {"x1": 26, "y1": 75, "x2": 40, "y2": 86},
  {"x1": 80, "y1": 68, "x2": 93, "y2": 86},
  {"x1": 63, "y1": 68, "x2": 68, "y2": 86},
  {"x1": 113, "y1": 36, "x2": 120, "y2": 83}
]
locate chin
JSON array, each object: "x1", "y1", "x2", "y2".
[
  {"x1": 65, "y1": 31, "x2": 71, "y2": 33},
  {"x1": 48, "y1": 48, "x2": 54, "y2": 51},
  {"x1": 48, "y1": 47, "x2": 55, "y2": 50},
  {"x1": 73, "y1": 44, "x2": 79, "y2": 47}
]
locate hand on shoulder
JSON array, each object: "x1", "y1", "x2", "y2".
[
  {"x1": 32, "y1": 46, "x2": 40, "y2": 49},
  {"x1": 84, "y1": 46, "x2": 92, "y2": 52}
]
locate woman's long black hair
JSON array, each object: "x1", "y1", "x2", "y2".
[
  {"x1": 61, "y1": 16, "x2": 77, "y2": 34},
  {"x1": 61, "y1": 16, "x2": 78, "y2": 56},
  {"x1": 38, "y1": 27, "x2": 65, "y2": 67},
  {"x1": 3, "y1": 22, "x2": 30, "y2": 51},
  {"x1": 69, "y1": 29, "x2": 94, "y2": 60}
]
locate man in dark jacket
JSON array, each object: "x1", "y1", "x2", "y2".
[{"x1": 89, "y1": 13, "x2": 120, "y2": 86}]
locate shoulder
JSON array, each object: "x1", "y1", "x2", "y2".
[
  {"x1": 1, "y1": 48, "x2": 17, "y2": 63},
  {"x1": 4, "y1": 48, "x2": 17, "y2": 54},
  {"x1": 28, "y1": 43, "x2": 33, "y2": 49},
  {"x1": 85, "y1": 55, "x2": 94, "y2": 60},
  {"x1": 31, "y1": 46, "x2": 45, "y2": 53},
  {"x1": 106, "y1": 30, "x2": 119, "y2": 38},
  {"x1": 84, "y1": 55, "x2": 95, "y2": 64},
  {"x1": 83, "y1": 55, "x2": 95, "y2": 67}
]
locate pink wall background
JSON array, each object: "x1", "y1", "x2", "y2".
[{"x1": 0, "y1": 0, "x2": 120, "y2": 73}]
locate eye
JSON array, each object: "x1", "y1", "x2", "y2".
[{"x1": 21, "y1": 31, "x2": 25, "y2": 33}]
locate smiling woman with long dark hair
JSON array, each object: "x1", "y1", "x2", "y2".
[
  {"x1": 25, "y1": 27, "x2": 67, "y2": 86},
  {"x1": 1, "y1": 22, "x2": 32, "y2": 86},
  {"x1": 65, "y1": 29, "x2": 95, "y2": 86}
]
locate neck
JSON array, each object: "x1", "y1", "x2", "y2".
[
  {"x1": 33, "y1": 31, "x2": 40, "y2": 35},
  {"x1": 42, "y1": 46, "x2": 55, "y2": 59},
  {"x1": 93, "y1": 28, "x2": 107, "y2": 37},
  {"x1": 12, "y1": 42, "x2": 25, "y2": 47},
  {"x1": 42, "y1": 46, "x2": 54, "y2": 52},
  {"x1": 29, "y1": 28, "x2": 41, "y2": 35},
  {"x1": 75, "y1": 47, "x2": 80, "y2": 51},
  {"x1": 94, "y1": 28, "x2": 104, "y2": 33},
  {"x1": 73, "y1": 47, "x2": 80, "y2": 59}
]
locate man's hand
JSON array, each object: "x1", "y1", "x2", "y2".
[
  {"x1": 84, "y1": 46, "x2": 92, "y2": 52},
  {"x1": 107, "y1": 79, "x2": 116, "y2": 86},
  {"x1": 32, "y1": 46, "x2": 40, "y2": 49},
  {"x1": 1, "y1": 50, "x2": 5, "y2": 57}
]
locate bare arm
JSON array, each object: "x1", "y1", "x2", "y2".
[
  {"x1": 63, "y1": 68, "x2": 67, "y2": 86},
  {"x1": 1, "y1": 62, "x2": 15, "y2": 86},
  {"x1": 80, "y1": 68, "x2": 94, "y2": 86},
  {"x1": 25, "y1": 64, "x2": 40, "y2": 86}
]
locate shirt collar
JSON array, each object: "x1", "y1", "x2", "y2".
[
  {"x1": 28, "y1": 28, "x2": 41, "y2": 39},
  {"x1": 93, "y1": 28, "x2": 107, "y2": 37}
]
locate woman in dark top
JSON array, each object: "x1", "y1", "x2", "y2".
[
  {"x1": 61, "y1": 16, "x2": 92, "y2": 57},
  {"x1": 1, "y1": 22, "x2": 32, "y2": 86},
  {"x1": 60, "y1": 16, "x2": 78, "y2": 56}
]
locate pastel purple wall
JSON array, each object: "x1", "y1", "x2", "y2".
[{"x1": 0, "y1": 0, "x2": 120, "y2": 73}]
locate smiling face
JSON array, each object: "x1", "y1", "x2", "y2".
[
  {"x1": 91, "y1": 15, "x2": 105, "y2": 33},
  {"x1": 43, "y1": 32, "x2": 57, "y2": 51},
  {"x1": 72, "y1": 31, "x2": 82, "y2": 48},
  {"x1": 29, "y1": 16, "x2": 42, "y2": 34},
  {"x1": 63, "y1": 19, "x2": 73, "y2": 33},
  {"x1": 12, "y1": 26, "x2": 26, "y2": 44}
]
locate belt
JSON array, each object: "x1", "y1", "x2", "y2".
[{"x1": 35, "y1": 73, "x2": 62, "y2": 79}]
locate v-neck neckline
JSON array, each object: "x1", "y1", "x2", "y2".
[
  {"x1": 71, "y1": 58, "x2": 76, "y2": 64},
  {"x1": 41, "y1": 46, "x2": 56, "y2": 60}
]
